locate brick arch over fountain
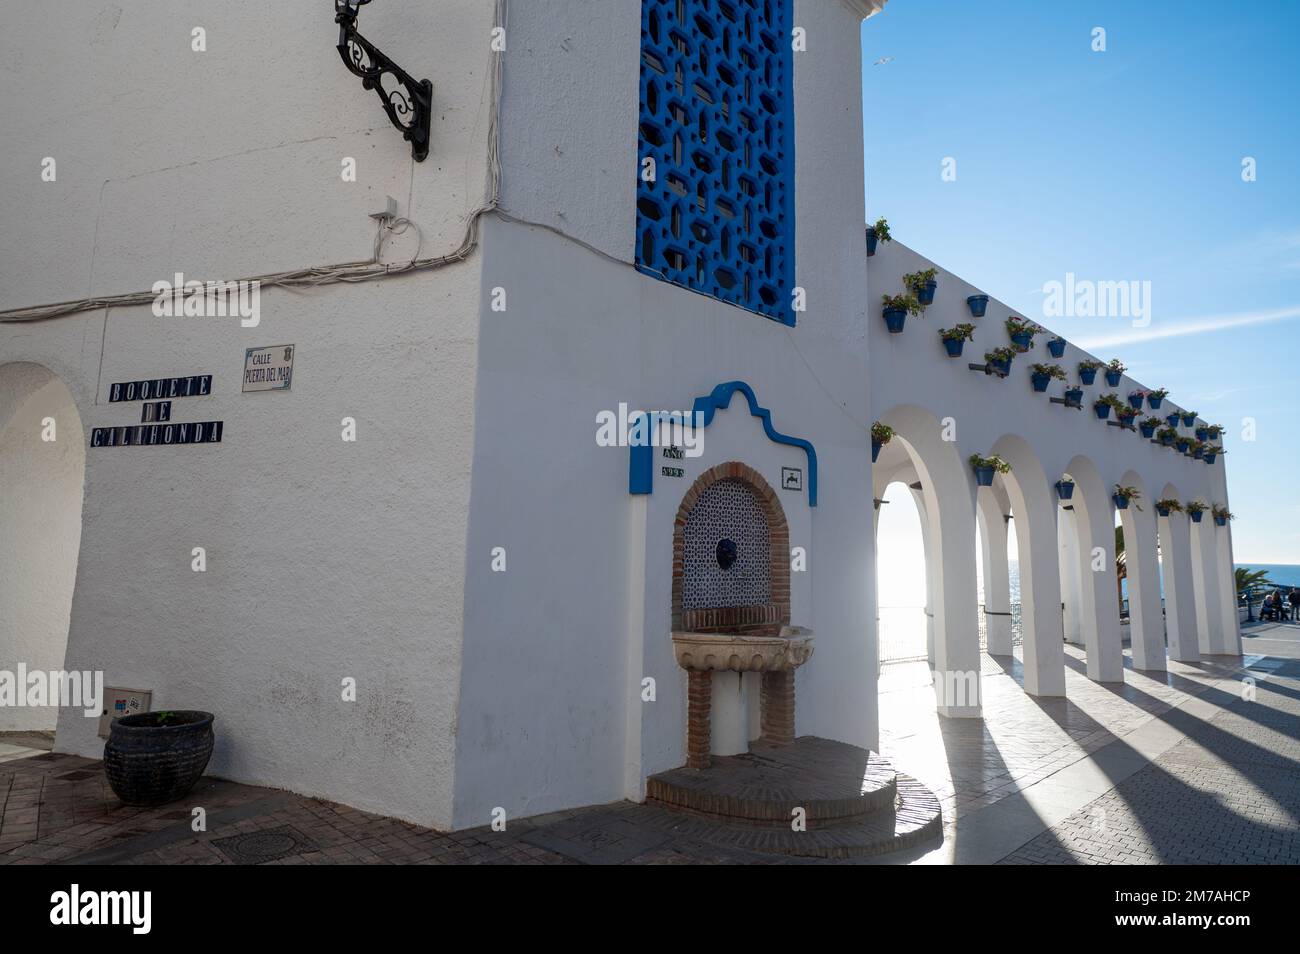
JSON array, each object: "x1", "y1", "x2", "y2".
[
  {"x1": 874, "y1": 404, "x2": 981, "y2": 716},
  {"x1": 671, "y1": 462, "x2": 791, "y2": 635}
]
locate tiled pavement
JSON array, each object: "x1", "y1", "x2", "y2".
[{"x1": 1, "y1": 622, "x2": 1297, "y2": 864}]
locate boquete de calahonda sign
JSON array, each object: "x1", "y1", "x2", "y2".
[{"x1": 91, "y1": 374, "x2": 223, "y2": 448}]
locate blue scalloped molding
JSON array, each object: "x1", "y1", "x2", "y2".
[{"x1": 628, "y1": 380, "x2": 817, "y2": 506}]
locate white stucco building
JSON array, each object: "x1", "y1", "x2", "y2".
[{"x1": 0, "y1": 0, "x2": 1238, "y2": 832}]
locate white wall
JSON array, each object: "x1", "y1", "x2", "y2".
[{"x1": 0, "y1": 0, "x2": 499, "y2": 829}]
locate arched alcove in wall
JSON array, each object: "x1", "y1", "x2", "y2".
[
  {"x1": 1061, "y1": 454, "x2": 1124, "y2": 683},
  {"x1": 0, "y1": 362, "x2": 86, "y2": 733}
]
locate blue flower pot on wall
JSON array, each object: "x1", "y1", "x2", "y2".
[
  {"x1": 1166, "y1": 413, "x2": 1181, "y2": 427},
  {"x1": 1104, "y1": 370, "x2": 1122, "y2": 387},
  {"x1": 1204, "y1": 452, "x2": 1217, "y2": 464},
  {"x1": 1128, "y1": 394, "x2": 1144, "y2": 410},
  {"x1": 1214, "y1": 515, "x2": 1226, "y2": 526},
  {"x1": 1055, "y1": 479, "x2": 1075, "y2": 500},
  {"x1": 1047, "y1": 337, "x2": 1066, "y2": 358},
  {"x1": 1190, "y1": 510, "x2": 1203, "y2": 523},
  {"x1": 1112, "y1": 494, "x2": 1130, "y2": 510},
  {"x1": 883, "y1": 307, "x2": 907, "y2": 333},
  {"x1": 974, "y1": 465, "x2": 995, "y2": 487},
  {"x1": 1193, "y1": 446, "x2": 1204, "y2": 459},
  {"x1": 1147, "y1": 394, "x2": 1164, "y2": 409},
  {"x1": 990, "y1": 357, "x2": 1012, "y2": 376},
  {"x1": 1031, "y1": 372, "x2": 1051, "y2": 392},
  {"x1": 1064, "y1": 387, "x2": 1084, "y2": 405},
  {"x1": 1181, "y1": 413, "x2": 1196, "y2": 427},
  {"x1": 872, "y1": 438, "x2": 882, "y2": 462},
  {"x1": 1140, "y1": 422, "x2": 1156, "y2": 438},
  {"x1": 916, "y1": 280, "x2": 938, "y2": 306},
  {"x1": 1079, "y1": 367, "x2": 1098, "y2": 385},
  {"x1": 1160, "y1": 432, "x2": 1175, "y2": 446},
  {"x1": 966, "y1": 294, "x2": 989, "y2": 318},
  {"x1": 1195, "y1": 427, "x2": 1209, "y2": 442},
  {"x1": 866, "y1": 227, "x2": 878, "y2": 257},
  {"x1": 1156, "y1": 504, "x2": 1171, "y2": 517},
  {"x1": 1095, "y1": 402, "x2": 1111, "y2": 420},
  {"x1": 1010, "y1": 331, "x2": 1033, "y2": 351},
  {"x1": 944, "y1": 338, "x2": 965, "y2": 357}
]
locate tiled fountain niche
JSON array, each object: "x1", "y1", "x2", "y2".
[{"x1": 671, "y1": 462, "x2": 811, "y2": 769}]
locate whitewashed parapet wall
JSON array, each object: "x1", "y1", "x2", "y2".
[{"x1": 868, "y1": 239, "x2": 1240, "y2": 706}]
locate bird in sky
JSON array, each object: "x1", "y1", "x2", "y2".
[{"x1": 873, "y1": 56, "x2": 894, "y2": 66}]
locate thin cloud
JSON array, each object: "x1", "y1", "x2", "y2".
[{"x1": 1073, "y1": 305, "x2": 1300, "y2": 350}]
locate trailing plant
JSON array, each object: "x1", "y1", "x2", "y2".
[
  {"x1": 1204, "y1": 444, "x2": 1224, "y2": 457},
  {"x1": 882, "y1": 293, "x2": 921, "y2": 315},
  {"x1": 939, "y1": 323, "x2": 976, "y2": 342},
  {"x1": 1113, "y1": 484, "x2": 1142, "y2": 502},
  {"x1": 1106, "y1": 359, "x2": 1127, "y2": 373},
  {"x1": 1129, "y1": 389, "x2": 1147, "y2": 402},
  {"x1": 1155, "y1": 499, "x2": 1184, "y2": 513},
  {"x1": 1079, "y1": 359, "x2": 1105, "y2": 371},
  {"x1": 1149, "y1": 388, "x2": 1169, "y2": 400},
  {"x1": 1184, "y1": 501, "x2": 1207, "y2": 515},
  {"x1": 872, "y1": 217, "x2": 891, "y2": 243},
  {"x1": 1141, "y1": 416, "x2": 1164, "y2": 429},
  {"x1": 871, "y1": 422, "x2": 894, "y2": 445},
  {"x1": 1181, "y1": 409, "x2": 1199, "y2": 421},
  {"x1": 1212, "y1": 505, "x2": 1234, "y2": 521},
  {"x1": 1030, "y1": 363, "x2": 1066, "y2": 380},
  {"x1": 1005, "y1": 316, "x2": 1039, "y2": 337},
  {"x1": 1117, "y1": 405, "x2": 1138, "y2": 421},
  {"x1": 984, "y1": 346, "x2": 1017, "y2": 371},
  {"x1": 1095, "y1": 393, "x2": 1126, "y2": 411},
  {"x1": 904, "y1": 268, "x2": 937, "y2": 296},
  {"x1": 1203, "y1": 424, "x2": 1224, "y2": 438},
  {"x1": 1156, "y1": 426, "x2": 1179, "y2": 443},
  {"x1": 969, "y1": 454, "x2": 1011, "y2": 474}
]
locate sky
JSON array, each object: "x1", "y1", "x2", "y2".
[{"x1": 860, "y1": 0, "x2": 1300, "y2": 567}]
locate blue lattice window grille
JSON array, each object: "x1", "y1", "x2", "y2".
[{"x1": 636, "y1": 0, "x2": 795, "y2": 325}]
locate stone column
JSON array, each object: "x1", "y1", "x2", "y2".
[
  {"x1": 686, "y1": 670, "x2": 712, "y2": 769},
  {"x1": 760, "y1": 670, "x2": 795, "y2": 745},
  {"x1": 1191, "y1": 517, "x2": 1224, "y2": 655},
  {"x1": 1160, "y1": 514, "x2": 1200, "y2": 663},
  {"x1": 977, "y1": 500, "x2": 1013, "y2": 655}
]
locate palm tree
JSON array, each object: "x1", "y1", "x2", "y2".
[{"x1": 1236, "y1": 567, "x2": 1272, "y2": 593}]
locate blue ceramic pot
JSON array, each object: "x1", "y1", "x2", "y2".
[
  {"x1": 966, "y1": 295, "x2": 989, "y2": 318},
  {"x1": 916, "y1": 280, "x2": 937, "y2": 306},
  {"x1": 974, "y1": 466, "x2": 995, "y2": 487},
  {"x1": 1148, "y1": 395, "x2": 1164, "y2": 409},
  {"x1": 1095, "y1": 403, "x2": 1111, "y2": 420},
  {"x1": 872, "y1": 438, "x2": 882, "y2": 463},
  {"x1": 1190, "y1": 510, "x2": 1203, "y2": 523},
  {"x1": 1047, "y1": 338, "x2": 1066, "y2": 358},
  {"x1": 1105, "y1": 370, "x2": 1122, "y2": 387},
  {"x1": 1031, "y1": 372, "x2": 1051, "y2": 392},
  {"x1": 883, "y1": 308, "x2": 907, "y2": 333},
  {"x1": 1079, "y1": 367, "x2": 1098, "y2": 385},
  {"x1": 943, "y1": 337, "x2": 964, "y2": 357},
  {"x1": 1112, "y1": 494, "x2": 1129, "y2": 510},
  {"x1": 1055, "y1": 480, "x2": 1075, "y2": 500},
  {"x1": 1140, "y1": 423, "x2": 1156, "y2": 438},
  {"x1": 1010, "y1": 331, "x2": 1032, "y2": 351}
]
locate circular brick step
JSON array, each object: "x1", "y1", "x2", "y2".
[
  {"x1": 655, "y1": 773, "x2": 943, "y2": 859},
  {"x1": 646, "y1": 736, "x2": 898, "y2": 826}
]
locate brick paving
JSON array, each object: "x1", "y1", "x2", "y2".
[{"x1": 1, "y1": 622, "x2": 1297, "y2": 864}]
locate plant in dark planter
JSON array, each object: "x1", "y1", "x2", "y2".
[
  {"x1": 1078, "y1": 359, "x2": 1103, "y2": 385},
  {"x1": 1155, "y1": 498, "x2": 1183, "y2": 518},
  {"x1": 1212, "y1": 505, "x2": 1233, "y2": 527},
  {"x1": 1006, "y1": 316, "x2": 1039, "y2": 352},
  {"x1": 1127, "y1": 390, "x2": 1146, "y2": 410},
  {"x1": 866, "y1": 216, "x2": 890, "y2": 257},
  {"x1": 1185, "y1": 501, "x2": 1207, "y2": 523},
  {"x1": 1147, "y1": 387, "x2": 1169, "y2": 409},
  {"x1": 970, "y1": 453, "x2": 1011, "y2": 487},
  {"x1": 1055, "y1": 478, "x2": 1076, "y2": 500},
  {"x1": 939, "y1": 322, "x2": 975, "y2": 357},
  {"x1": 1117, "y1": 405, "x2": 1138, "y2": 428},
  {"x1": 1203, "y1": 444, "x2": 1223, "y2": 464},
  {"x1": 1181, "y1": 410, "x2": 1198, "y2": 427},
  {"x1": 1029, "y1": 362, "x2": 1066, "y2": 392},
  {"x1": 904, "y1": 268, "x2": 939, "y2": 308},
  {"x1": 966, "y1": 294, "x2": 989, "y2": 318},
  {"x1": 871, "y1": 421, "x2": 893, "y2": 463},
  {"x1": 1047, "y1": 336, "x2": 1067, "y2": 358},
  {"x1": 1203, "y1": 424, "x2": 1224, "y2": 441},
  {"x1": 1174, "y1": 436, "x2": 1192, "y2": 454},
  {"x1": 1112, "y1": 484, "x2": 1141, "y2": 510},
  {"x1": 1093, "y1": 393, "x2": 1123, "y2": 420},
  {"x1": 1139, "y1": 416, "x2": 1162, "y2": 439},
  {"x1": 1156, "y1": 426, "x2": 1178, "y2": 446},
  {"x1": 1190, "y1": 439, "x2": 1206, "y2": 460},
  {"x1": 1104, "y1": 358, "x2": 1126, "y2": 387},
  {"x1": 104, "y1": 710, "x2": 215, "y2": 807},
  {"x1": 1165, "y1": 411, "x2": 1181, "y2": 428},
  {"x1": 881, "y1": 293, "x2": 919, "y2": 333},
  {"x1": 1064, "y1": 386, "x2": 1085, "y2": 406},
  {"x1": 984, "y1": 346, "x2": 1017, "y2": 376},
  {"x1": 1194, "y1": 426, "x2": 1209, "y2": 442}
]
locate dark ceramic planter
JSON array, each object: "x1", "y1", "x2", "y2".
[
  {"x1": 990, "y1": 358, "x2": 1012, "y2": 376},
  {"x1": 1105, "y1": 370, "x2": 1122, "y2": 387},
  {"x1": 1047, "y1": 338, "x2": 1066, "y2": 358},
  {"x1": 1214, "y1": 516, "x2": 1226, "y2": 527},
  {"x1": 943, "y1": 337, "x2": 965, "y2": 357},
  {"x1": 1140, "y1": 424, "x2": 1156, "y2": 438},
  {"x1": 104, "y1": 710, "x2": 214, "y2": 808},
  {"x1": 1095, "y1": 403, "x2": 1111, "y2": 420},
  {"x1": 1190, "y1": 511, "x2": 1203, "y2": 523},
  {"x1": 1147, "y1": 395, "x2": 1164, "y2": 409},
  {"x1": 1181, "y1": 413, "x2": 1196, "y2": 427},
  {"x1": 1195, "y1": 427, "x2": 1209, "y2": 442},
  {"x1": 966, "y1": 295, "x2": 989, "y2": 318},
  {"x1": 1112, "y1": 494, "x2": 1129, "y2": 510},
  {"x1": 1010, "y1": 331, "x2": 1033, "y2": 351},
  {"x1": 1128, "y1": 394, "x2": 1144, "y2": 410},
  {"x1": 1055, "y1": 480, "x2": 1075, "y2": 500},
  {"x1": 916, "y1": 280, "x2": 937, "y2": 306},
  {"x1": 872, "y1": 438, "x2": 882, "y2": 462},
  {"x1": 883, "y1": 308, "x2": 907, "y2": 333},
  {"x1": 974, "y1": 466, "x2": 995, "y2": 487},
  {"x1": 1166, "y1": 413, "x2": 1180, "y2": 427},
  {"x1": 1064, "y1": 388, "x2": 1084, "y2": 405},
  {"x1": 1204, "y1": 453, "x2": 1217, "y2": 464},
  {"x1": 1156, "y1": 506, "x2": 1171, "y2": 517},
  {"x1": 866, "y1": 227, "x2": 878, "y2": 257},
  {"x1": 1031, "y1": 372, "x2": 1051, "y2": 392},
  {"x1": 1079, "y1": 367, "x2": 1098, "y2": 385}
]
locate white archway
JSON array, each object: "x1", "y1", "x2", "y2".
[{"x1": 0, "y1": 362, "x2": 86, "y2": 733}]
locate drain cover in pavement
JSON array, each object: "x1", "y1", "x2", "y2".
[{"x1": 211, "y1": 825, "x2": 317, "y2": 864}]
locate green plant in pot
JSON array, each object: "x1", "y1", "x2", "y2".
[
  {"x1": 1212, "y1": 505, "x2": 1233, "y2": 526},
  {"x1": 1112, "y1": 484, "x2": 1142, "y2": 510},
  {"x1": 866, "y1": 216, "x2": 891, "y2": 256},
  {"x1": 1147, "y1": 387, "x2": 1169, "y2": 409},
  {"x1": 904, "y1": 267, "x2": 939, "y2": 308},
  {"x1": 1156, "y1": 426, "x2": 1178, "y2": 446},
  {"x1": 984, "y1": 346, "x2": 1017, "y2": 376},
  {"x1": 1078, "y1": 358, "x2": 1104, "y2": 385},
  {"x1": 939, "y1": 322, "x2": 975, "y2": 357},
  {"x1": 871, "y1": 421, "x2": 893, "y2": 462},
  {"x1": 970, "y1": 453, "x2": 1011, "y2": 486},
  {"x1": 1185, "y1": 501, "x2": 1207, "y2": 523},
  {"x1": 1005, "y1": 316, "x2": 1039, "y2": 352},
  {"x1": 1104, "y1": 358, "x2": 1126, "y2": 387},
  {"x1": 104, "y1": 709, "x2": 215, "y2": 807},
  {"x1": 1029, "y1": 362, "x2": 1066, "y2": 392},
  {"x1": 1139, "y1": 416, "x2": 1162, "y2": 438},
  {"x1": 1155, "y1": 498, "x2": 1184, "y2": 517}
]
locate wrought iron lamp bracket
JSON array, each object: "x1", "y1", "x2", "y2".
[{"x1": 335, "y1": 0, "x2": 433, "y2": 161}]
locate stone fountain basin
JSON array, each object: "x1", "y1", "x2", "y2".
[{"x1": 671, "y1": 626, "x2": 814, "y2": 673}]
